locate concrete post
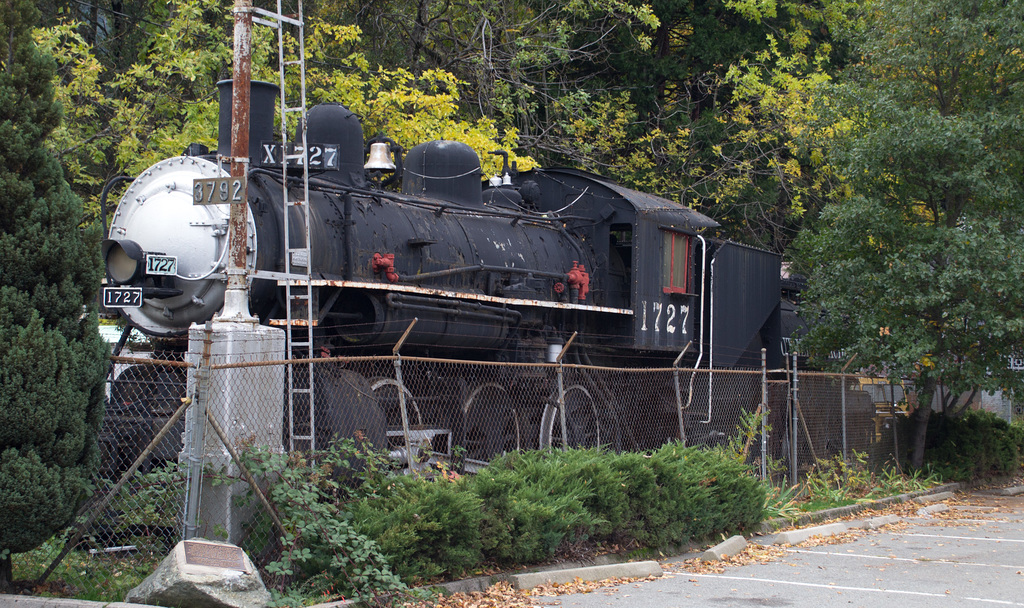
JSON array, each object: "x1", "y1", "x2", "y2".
[{"x1": 183, "y1": 322, "x2": 285, "y2": 543}]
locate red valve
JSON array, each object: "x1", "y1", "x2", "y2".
[
  {"x1": 553, "y1": 282, "x2": 565, "y2": 294},
  {"x1": 567, "y1": 261, "x2": 590, "y2": 301},
  {"x1": 371, "y1": 252, "x2": 399, "y2": 283}
]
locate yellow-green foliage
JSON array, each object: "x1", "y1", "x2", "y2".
[
  {"x1": 302, "y1": 22, "x2": 535, "y2": 177},
  {"x1": 37, "y1": 0, "x2": 230, "y2": 215},
  {"x1": 37, "y1": 0, "x2": 535, "y2": 221}
]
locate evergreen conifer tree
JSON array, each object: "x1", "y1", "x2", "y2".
[{"x1": 0, "y1": 0, "x2": 107, "y2": 588}]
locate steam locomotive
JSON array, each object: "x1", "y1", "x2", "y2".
[{"x1": 100, "y1": 81, "x2": 785, "y2": 471}]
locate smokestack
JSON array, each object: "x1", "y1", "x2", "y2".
[{"x1": 217, "y1": 79, "x2": 278, "y2": 162}]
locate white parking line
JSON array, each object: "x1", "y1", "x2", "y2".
[
  {"x1": 787, "y1": 548, "x2": 1024, "y2": 570},
  {"x1": 909, "y1": 517, "x2": 1009, "y2": 523},
  {"x1": 897, "y1": 533, "x2": 1024, "y2": 543},
  {"x1": 680, "y1": 573, "x2": 1024, "y2": 606}
]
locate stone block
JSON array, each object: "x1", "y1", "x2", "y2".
[
  {"x1": 125, "y1": 539, "x2": 270, "y2": 608},
  {"x1": 916, "y1": 503, "x2": 949, "y2": 517},
  {"x1": 860, "y1": 515, "x2": 901, "y2": 530},
  {"x1": 913, "y1": 491, "x2": 955, "y2": 504}
]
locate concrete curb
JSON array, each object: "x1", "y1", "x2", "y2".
[
  {"x1": 305, "y1": 553, "x2": 665, "y2": 607},
  {"x1": 756, "y1": 482, "x2": 962, "y2": 534},
  {"x1": 913, "y1": 491, "x2": 955, "y2": 503},
  {"x1": 916, "y1": 503, "x2": 950, "y2": 517},
  {"x1": 701, "y1": 535, "x2": 747, "y2": 561},
  {"x1": 0, "y1": 599, "x2": 152, "y2": 608},
  {"x1": 773, "y1": 522, "x2": 848, "y2": 545},
  {"x1": 980, "y1": 485, "x2": 1024, "y2": 496},
  {"x1": 506, "y1": 561, "x2": 663, "y2": 590}
]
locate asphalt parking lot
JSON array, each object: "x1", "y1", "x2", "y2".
[{"x1": 550, "y1": 490, "x2": 1024, "y2": 608}]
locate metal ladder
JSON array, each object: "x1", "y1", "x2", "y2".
[{"x1": 252, "y1": 0, "x2": 316, "y2": 451}]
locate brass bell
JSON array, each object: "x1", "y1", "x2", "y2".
[{"x1": 364, "y1": 142, "x2": 396, "y2": 172}]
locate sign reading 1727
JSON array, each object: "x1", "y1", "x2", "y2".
[{"x1": 260, "y1": 142, "x2": 340, "y2": 170}]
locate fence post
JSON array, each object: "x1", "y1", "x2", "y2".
[
  {"x1": 555, "y1": 332, "x2": 577, "y2": 451},
  {"x1": 673, "y1": 343, "x2": 691, "y2": 446},
  {"x1": 761, "y1": 348, "x2": 768, "y2": 481},
  {"x1": 183, "y1": 322, "x2": 214, "y2": 540},
  {"x1": 840, "y1": 354, "x2": 857, "y2": 464},
  {"x1": 890, "y1": 383, "x2": 902, "y2": 474},
  {"x1": 393, "y1": 319, "x2": 418, "y2": 473},
  {"x1": 790, "y1": 350, "x2": 799, "y2": 484},
  {"x1": 557, "y1": 363, "x2": 567, "y2": 451}
]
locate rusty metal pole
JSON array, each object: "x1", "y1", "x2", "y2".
[
  {"x1": 840, "y1": 354, "x2": 857, "y2": 464},
  {"x1": 220, "y1": 0, "x2": 255, "y2": 321},
  {"x1": 790, "y1": 350, "x2": 799, "y2": 483},
  {"x1": 672, "y1": 343, "x2": 691, "y2": 446},
  {"x1": 761, "y1": 347, "x2": 768, "y2": 481},
  {"x1": 555, "y1": 332, "x2": 578, "y2": 451}
]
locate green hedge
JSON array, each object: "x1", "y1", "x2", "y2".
[
  {"x1": 923, "y1": 410, "x2": 1024, "y2": 481},
  {"x1": 348, "y1": 444, "x2": 767, "y2": 583},
  {"x1": 350, "y1": 475, "x2": 484, "y2": 582}
]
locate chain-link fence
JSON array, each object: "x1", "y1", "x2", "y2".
[{"x1": 20, "y1": 334, "x2": 909, "y2": 600}]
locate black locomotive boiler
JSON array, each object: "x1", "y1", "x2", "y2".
[{"x1": 100, "y1": 82, "x2": 785, "y2": 470}]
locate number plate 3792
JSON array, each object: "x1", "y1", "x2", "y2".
[{"x1": 193, "y1": 177, "x2": 246, "y2": 205}]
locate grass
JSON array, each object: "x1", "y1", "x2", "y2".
[
  {"x1": 11, "y1": 536, "x2": 164, "y2": 601},
  {"x1": 765, "y1": 452, "x2": 943, "y2": 519}
]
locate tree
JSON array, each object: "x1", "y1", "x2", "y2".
[
  {"x1": 795, "y1": 0, "x2": 1024, "y2": 468},
  {"x1": 38, "y1": 0, "x2": 542, "y2": 220},
  {"x1": 40, "y1": 0, "x2": 845, "y2": 251},
  {"x1": 0, "y1": 0, "x2": 108, "y2": 588},
  {"x1": 36, "y1": 0, "x2": 231, "y2": 223}
]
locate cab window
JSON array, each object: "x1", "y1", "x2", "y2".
[{"x1": 661, "y1": 230, "x2": 691, "y2": 294}]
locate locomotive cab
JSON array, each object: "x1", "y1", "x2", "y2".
[
  {"x1": 506, "y1": 167, "x2": 783, "y2": 367},
  {"x1": 507, "y1": 168, "x2": 720, "y2": 355}
]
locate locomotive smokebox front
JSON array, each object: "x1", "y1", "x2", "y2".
[
  {"x1": 104, "y1": 156, "x2": 260, "y2": 336},
  {"x1": 104, "y1": 80, "x2": 281, "y2": 336}
]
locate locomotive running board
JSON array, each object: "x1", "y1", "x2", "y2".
[{"x1": 298, "y1": 279, "x2": 634, "y2": 315}]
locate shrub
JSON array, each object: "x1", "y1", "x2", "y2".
[
  {"x1": 924, "y1": 409, "x2": 1023, "y2": 481},
  {"x1": 467, "y1": 445, "x2": 766, "y2": 562},
  {"x1": 466, "y1": 450, "x2": 599, "y2": 564},
  {"x1": 608, "y1": 452, "x2": 660, "y2": 546},
  {"x1": 229, "y1": 442, "x2": 768, "y2": 597},
  {"x1": 1011, "y1": 420, "x2": 1024, "y2": 457},
  {"x1": 0, "y1": 0, "x2": 109, "y2": 585},
  {"x1": 223, "y1": 442, "x2": 405, "y2": 604},
  {"x1": 644, "y1": 444, "x2": 766, "y2": 546},
  {"x1": 351, "y1": 474, "x2": 484, "y2": 583}
]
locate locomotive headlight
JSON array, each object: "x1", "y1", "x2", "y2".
[{"x1": 102, "y1": 239, "x2": 145, "y2": 284}]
